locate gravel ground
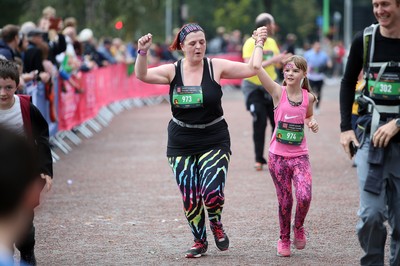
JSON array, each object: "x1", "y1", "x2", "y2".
[{"x1": 31, "y1": 82, "x2": 385, "y2": 265}]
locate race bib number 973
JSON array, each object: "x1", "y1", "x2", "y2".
[{"x1": 172, "y1": 86, "x2": 203, "y2": 109}]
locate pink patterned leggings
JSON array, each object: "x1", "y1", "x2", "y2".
[{"x1": 268, "y1": 152, "x2": 312, "y2": 241}]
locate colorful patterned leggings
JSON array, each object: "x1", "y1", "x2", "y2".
[
  {"x1": 168, "y1": 149, "x2": 230, "y2": 241},
  {"x1": 268, "y1": 153, "x2": 312, "y2": 241}
]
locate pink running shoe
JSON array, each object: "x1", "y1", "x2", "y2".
[
  {"x1": 277, "y1": 239, "x2": 291, "y2": 257},
  {"x1": 293, "y1": 226, "x2": 307, "y2": 250}
]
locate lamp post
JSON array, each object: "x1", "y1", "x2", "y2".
[
  {"x1": 178, "y1": 0, "x2": 188, "y2": 26},
  {"x1": 333, "y1": 11, "x2": 342, "y2": 41},
  {"x1": 165, "y1": 0, "x2": 172, "y2": 43},
  {"x1": 323, "y1": 0, "x2": 330, "y2": 35},
  {"x1": 344, "y1": 0, "x2": 353, "y2": 49}
]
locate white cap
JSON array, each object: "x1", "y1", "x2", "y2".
[
  {"x1": 20, "y1": 21, "x2": 37, "y2": 35},
  {"x1": 78, "y1": 28, "x2": 93, "y2": 42}
]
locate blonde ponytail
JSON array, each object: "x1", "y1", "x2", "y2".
[{"x1": 303, "y1": 76, "x2": 318, "y2": 103}]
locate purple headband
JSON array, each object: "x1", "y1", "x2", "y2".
[{"x1": 179, "y1": 24, "x2": 204, "y2": 43}]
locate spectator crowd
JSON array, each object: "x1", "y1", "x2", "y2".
[
  {"x1": 0, "y1": 5, "x2": 353, "y2": 266},
  {"x1": 0, "y1": 5, "x2": 347, "y2": 147}
]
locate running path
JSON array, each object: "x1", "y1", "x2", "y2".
[{"x1": 34, "y1": 82, "x2": 366, "y2": 265}]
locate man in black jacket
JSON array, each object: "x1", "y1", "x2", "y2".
[{"x1": 339, "y1": 0, "x2": 400, "y2": 265}]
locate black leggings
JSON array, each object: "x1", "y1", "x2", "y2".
[
  {"x1": 248, "y1": 91, "x2": 275, "y2": 164},
  {"x1": 16, "y1": 211, "x2": 35, "y2": 254},
  {"x1": 309, "y1": 80, "x2": 324, "y2": 109}
]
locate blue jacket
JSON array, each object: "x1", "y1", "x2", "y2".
[{"x1": 0, "y1": 40, "x2": 14, "y2": 60}]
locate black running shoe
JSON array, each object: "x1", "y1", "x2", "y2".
[
  {"x1": 185, "y1": 239, "x2": 208, "y2": 258},
  {"x1": 210, "y1": 222, "x2": 229, "y2": 251}
]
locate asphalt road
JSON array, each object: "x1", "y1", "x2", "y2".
[{"x1": 32, "y1": 80, "x2": 380, "y2": 265}]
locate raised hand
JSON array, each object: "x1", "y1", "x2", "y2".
[
  {"x1": 256, "y1": 26, "x2": 268, "y2": 43},
  {"x1": 138, "y1": 33, "x2": 153, "y2": 52}
]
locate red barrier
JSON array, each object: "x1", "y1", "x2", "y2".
[
  {"x1": 58, "y1": 64, "x2": 169, "y2": 131},
  {"x1": 208, "y1": 53, "x2": 243, "y2": 86},
  {"x1": 58, "y1": 55, "x2": 244, "y2": 131}
]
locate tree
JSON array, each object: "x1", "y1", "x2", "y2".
[
  {"x1": 180, "y1": 0, "x2": 264, "y2": 40},
  {"x1": 0, "y1": 0, "x2": 31, "y2": 26},
  {"x1": 1, "y1": 0, "x2": 358, "y2": 46},
  {"x1": 212, "y1": 0, "x2": 264, "y2": 35},
  {"x1": 262, "y1": 0, "x2": 272, "y2": 12},
  {"x1": 12, "y1": 0, "x2": 165, "y2": 42},
  {"x1": 272, "y1": 0, "x2": 319, "y2": 45}
]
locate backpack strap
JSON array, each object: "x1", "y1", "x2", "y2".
[
  {"x1": 18, "y1": 95, "x2": 33, "y2": 137},
  {"x1": 363, "y1": 23, "x2": 379, "y2": 75}
]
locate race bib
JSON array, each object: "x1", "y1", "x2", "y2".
[
  {"x1": 310, "y1": 66, "x2": 325, "y2": 74},
  {"x1": 263, "y1": 50, "x2": 274, "y2": 61},
  {"x1": 368, "y1": 72, "x2": 400, "y2": 100},
  {"x1": 276, "y1": 121, "x2": 304, "y2": 146},
  {"x1": 172, "y1": 85, "x2": 203, "y2": 109}
]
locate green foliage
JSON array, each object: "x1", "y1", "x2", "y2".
[
  {"x1": 0, "y1": 0, "x2": 29, "y2": 26},
  {"x1": 0, "y1": 0, "x2": 373, "y2": 46},
  {"x1": 212, "y1": 0, "x2": 260, "y2": 33},
  {"x1": 183, "y1": 0, "x2": 317, "y2": 45},
  {"x1": 183, "y1": 0, "x2": 264, "y2": 39},
  {"x1": 272, "y1": 0, "x2": 319, "y2": 44},
  {"x1": 3, "y1": 0, "x2": 164, "y2": 42}
]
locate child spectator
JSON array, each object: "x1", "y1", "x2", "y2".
[
  {"x1": 0, "y1": 59, "x2": 53, "y2": 265},
  {"x1": 0, "y1": 125, "x2": 43, "y2": 266}
]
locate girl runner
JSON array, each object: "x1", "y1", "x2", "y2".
[{"x1": 252, "y1": 26, "x2": 319, "y2": 257}]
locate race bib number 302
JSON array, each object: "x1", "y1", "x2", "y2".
[
  {"x1": 172, "y1": 86, "x2": 203, "y2": 108},
  {"x1": 368, "y1": 72, "x2": 400, "y2": 100}
]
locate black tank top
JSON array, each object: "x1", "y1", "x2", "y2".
[
  {"x1": 169, "y1": 58, "x2": 223, "y2": 124},
  {"x1": 167, "y1": 58, "x2": 230, "y2": 156}
]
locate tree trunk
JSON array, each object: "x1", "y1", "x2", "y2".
[
  {"x1": 178, "y1": 0, "x2": 185, "y2": 26},
  {"x1": 262, "y1": 0, "x2": 272, "y2": 12},
  {"x1": 84, "y1": 0, "x2": 96, "y2": 28}
]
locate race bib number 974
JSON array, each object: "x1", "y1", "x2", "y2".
[{"x1": 276, "y1": 121, "x2": 304, "y2": 146}]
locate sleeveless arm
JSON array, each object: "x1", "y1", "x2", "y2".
[
  {"x1": 211, "y1": 58, "x2": 256, "y2": 80},
  {"x1": 134, "y1": 33, "x2": 174, "y2": 84},
  {"x1": 251, "y1": 41, "x2": 282, "y2": 102},
  {"x1": 135, "y1": 57, "x2": 175, "y2": 85}
]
